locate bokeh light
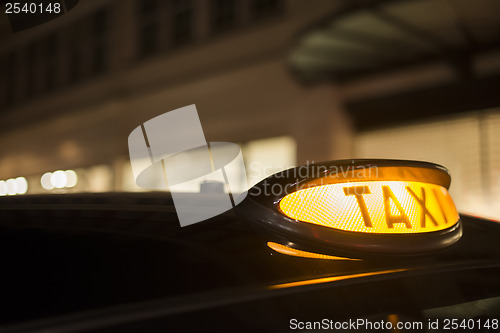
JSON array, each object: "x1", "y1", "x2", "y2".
[
  {"x1": 14, "y1": 177, "x2": 28, "y2": 194},
  {"x1": 51, "y1": 170, "x2": 67, "y2": 188},
  {"x1": 41, "y1": 172, "x2": 54, "y2": 190},
  {"x1": 65, "y1": 170, "x2": 78, "y2": 187}
]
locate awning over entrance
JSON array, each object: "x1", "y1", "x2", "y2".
[{"x1": 289, "y1": 0, "x2": 500, "y2": 82}]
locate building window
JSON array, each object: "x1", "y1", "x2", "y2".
[
  {"x1": 136, "y1": 0, "x2": 196, "y2": 58},
  {"x1": 172, "y1": 11, "x2": 192, "y2": 45},
  {"x1": 251, "y1": 0, "x2": 282, "y2": 20},
  {"x1": 5, "y1": 53, "x2": 16, "y2": 106},
  {"x1": 0, "y1": 56, "x2": 7, "y2": 108},
  {"x1": 65, "y1": 7, "x2": 109, "y2": 84},
  {"x1": 137, "y1": 0, "x2": 161, "y2": 58},
  {"x1": 171, "y1": 0, "x2": 194, "y2": 46},
  {"x1": 211, "y1": 0, "x2": 235, "y2": 33},
  {"x1": 140, "y1": 23, "x2": 160, "y2": 56},
  {"x1": 12, "y1": 51, "x2": 25, "y2": 103},
  {"x1": 25, "y1": 43, "x2": 36, "y2": 99},
  {"x1": 68, "y1": 24, "x2": 83, "y2": 84},
  {"x1": 45, "y1": 33, "x2": 59, "y2": 92},
  {"x1": 91, "y1": 9, "x2": 109, "y2": 74},
  {"x1": 140, "y1": 0, "x2": 158, "y2": 14}
]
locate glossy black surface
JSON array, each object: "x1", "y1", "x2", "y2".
[{"x1": 0, "y1": 192, "x2": 499, "y2": 332}]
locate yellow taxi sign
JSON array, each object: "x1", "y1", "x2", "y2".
[
  {"x1": 279, "y1": 180, "x2": 459, "y2": 234},
  {"x1": 237, "y1": 159, "x2": 462, "y2": 255}
]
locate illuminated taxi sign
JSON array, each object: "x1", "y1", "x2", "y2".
[
  {"x1": 279, "y1": 181, "x2": 459, "y2": 234},
  {"x1": 237, "y1": 159, "x2": 462, "y2": 255}
]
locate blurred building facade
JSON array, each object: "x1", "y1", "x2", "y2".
[
  {"x1": 0, "y1": 0, "x2": 348, "y2": 189},
  {"x1": 1, "y1": 0, "x2": 500, "y2": 219}
]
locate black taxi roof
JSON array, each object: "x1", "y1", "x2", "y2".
[{"x1": 1, "y1": 192, "x2": 500, "y2": 332}]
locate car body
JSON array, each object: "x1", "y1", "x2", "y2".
[{"x1": 1, "y1": 192, "x2": 500, "y2": 332}]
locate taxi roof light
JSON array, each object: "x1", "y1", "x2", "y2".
[
  {"x1": 237, "y1": 159, "x2": 462, "y2": 256},
  {"x1": 279, "y1": 180, "x2": 458, "y2": 234}
]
